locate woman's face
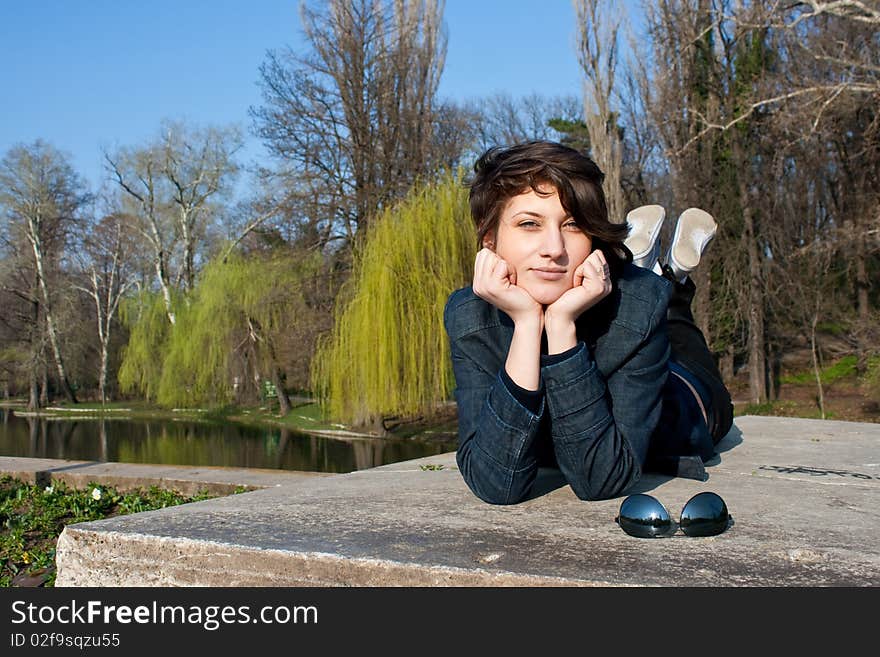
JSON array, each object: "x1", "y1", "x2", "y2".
[{"x1": 487, "y1": 185, "x2": 593, "y2": 305}]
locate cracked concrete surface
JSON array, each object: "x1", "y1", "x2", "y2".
[{"x1": 46, "y1": 416, "x2": 880, "y2": 586}]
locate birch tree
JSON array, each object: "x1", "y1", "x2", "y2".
[
  {"x1": 160, "y1": 121, "x2": 242, "y2": 290},
  {"x1": 105, "y1": 121, "x2": 241, "y2": 324},
  {"x1": 73, "y1": 210, "x2": 136, "y2": 404},
  {"x1": 0, "y1": 141, "x2": 86, "y2": 404},
  {"x1": 105, "y1": 141, "x2": 177, "y2": 325}
]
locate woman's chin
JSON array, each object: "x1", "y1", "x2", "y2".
[{"x1": 523, "y1": 284, "x2": 570, "y2": 306}]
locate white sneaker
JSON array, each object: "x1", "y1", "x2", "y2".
[
  {"x1": 624, "y1": 205, "x2": 666, "y2": 270},
  {"x1": 665, "y1": 208, "x2": 717, "y2": 281}
]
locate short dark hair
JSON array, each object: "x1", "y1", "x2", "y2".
[{"x1": 468, "y1": 140, "x2": 631, "y2": 277}]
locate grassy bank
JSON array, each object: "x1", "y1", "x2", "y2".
[
  {"x1": 731, "y1": 356, "x2": 880, "y2": 423},
  {"x1": 0, "y1": 475, "x2": 223, "y2": 587}
]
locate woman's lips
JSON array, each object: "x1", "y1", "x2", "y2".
[{"x1": 531, "y1": 268, "x2": 567, "y2": 281}]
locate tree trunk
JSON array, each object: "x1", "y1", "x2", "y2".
[
  {"x1": 735, "y1": 139, "x2": 766, "y2": 404},
  {"x1": 155, "y1": 254, "x2": 176, "y2": 325},
  {"x1": 745, "y1": 227, "x2": 766, "y2": 404},
  {"x1": 98, "y1": 339, "x2": 110, "y2": 405},
  {"x1": 28, "y1": 371, "x2": 40, "y2": 411},
  {"x1": 854, "y1": 209, "x2": 871, "y2": 374},
  {"x1": 692, "y1": 262, "x2": 711, "y2": 345},
  {"x1": 720, "y1": 344, "x2": 735, "y2": 385},
  {"x1": 766, "y1": 341, "x2": 777, "y2": 401},
  {"x1": 28, "y1": 297, "x2": 41, "y2": 411},
  {"x1": 40, "y1": 358, "x2": 49, "y2": 407},
  {"x1": 810, "y1": 315, "x2": 825, "y2": 419},
  {"x1": 180, "y1": 208, "x2": 195, "y2": 292},
  {"x1": 31, "y1": 236, "x2": 77, "y2": 403},
  {"x1": 270, "y1": 366, "x2": 292, "y2": 416},
  {"x1": 265, "y1": 333, "x2": 292, "y2": 415},
  {"x1": 42, "y1": 309, "x2": 77, "y2": 403}
]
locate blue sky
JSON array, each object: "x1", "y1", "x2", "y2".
[{"x1": 0, "y1": 1, "x2": 637, "y2": 191}]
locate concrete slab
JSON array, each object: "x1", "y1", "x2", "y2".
[
  {"x1": 0, "y1": 457, "x2": 331, "y2": 496},
  {"x1": 54, "y1": 416, "x2": 880, "y2": 586}
]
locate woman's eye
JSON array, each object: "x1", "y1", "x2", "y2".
[
  {"x1": 518, "y1": 220, "x2": 539, "y2": 228},
  {"x1": 563, "y1": 222, "x2": 581, "y2": 231}
]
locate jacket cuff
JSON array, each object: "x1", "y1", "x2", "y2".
[
  {"x1": 488, "y1": 370, "x2": 544, "y2": 426},
  {"x1": 540, "y1": 342, "x2": 607, "y2": 422},
  {"x1": 499, "y1": 367, "x2": 543, "y2": 416},
  {"x1": 540, "y1": 343, "x2": 581, "y2": 367}
]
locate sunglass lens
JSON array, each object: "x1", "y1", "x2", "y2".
[
  {"x1": 679, "y1": 491, "x2": 730, "y2": 537},
  {"x1": 617, "y1": 494, "x2": 674, "y2": 538}
]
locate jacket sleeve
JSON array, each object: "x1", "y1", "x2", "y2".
[
  {"x1": 541, "y1": 306, "x2": 670, "y2": 501},
  {"x1": 445, "y1": 306, "x2": 545, "y2": 505}
]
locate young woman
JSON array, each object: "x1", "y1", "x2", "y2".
[{"x1": 443, "y1": 141, "x2": 733, "y2": 505}]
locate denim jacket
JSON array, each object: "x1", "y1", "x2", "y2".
[{"x1": 444, "y1": 263, "x2": 712, "y2": 505}]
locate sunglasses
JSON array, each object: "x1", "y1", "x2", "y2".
[{"x1": 615, "y1": 492, "x2": 731, "y2": 538}]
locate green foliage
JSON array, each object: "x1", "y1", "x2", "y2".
[
  {"x1": 0, "y1": 476, "x2": 214, "y2": 587},
  {"x1": 118, "y1": 291, "x2": 178, "y2": 401},
  {"x1": 816, "y1": 321, "x2": 846, "y2": 336},
  {"x1": 159, "y1": 250, "x2": 322, "y2": 407},
  {"x1": 735, "y1": 400, "x2": 834, "y2": 420},
  {"x1": 117, "y1": 249, "x2": 322, "y2": 408},
  {"x1": 311, "y1": 172, "x2": 475, "y2": 427},
  {"x1": 736, "y1": 400, "x2": 778, "y2": 416},
  {"x1": 781, "y1": 355, "x2": 858, "y2": 386},
  {"x1": 547, "y1": 117, "x2": 592, "y2": 153},
  {"x1": 863, "y1": 355, "x2": 880, "y2": 400}
]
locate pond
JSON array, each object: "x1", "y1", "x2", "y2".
[{"x1": 0, "y1": 409, "x2": 458, "y2": 474}]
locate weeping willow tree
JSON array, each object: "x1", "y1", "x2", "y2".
[
  {"x1": 118, "y1": 290, "x2": 180, "y2": 401},
  {"x1": 118, "y1": 249, "x2": 324, "y2": 408},
  {"x1": 311, "y1": 172, "x2": 475, "y2": 429}
]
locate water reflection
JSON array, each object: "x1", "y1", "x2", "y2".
[{"x1": 0, "y1": 409, "x2": 457, "y2": 473}]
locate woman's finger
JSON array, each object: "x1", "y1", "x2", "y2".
[
  {"x1": 592, "y1": 250, "x2": 610, "y2": 280},
  {"x1": 573, "y1": 263, "x2": 584, "y2": 287},
  {"x1": 478, "y1": 248, "x2": 497, "y2": 280},
  {"x1": 491, "y1": 255, "x2": 505, "y2": 279},
  {"x1": 584, "y1": 251, "x2": 602, "y2": 278}
]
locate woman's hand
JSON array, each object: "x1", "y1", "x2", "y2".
[
  {"x1": 544, "y1": 250, "x2": 612, "y2": 352},
  {"x1": 472, "y1": 248, "x2": 542, "y2": 325}
]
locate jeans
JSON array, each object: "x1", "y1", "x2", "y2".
[{"x1": 665, "y1": 273, "x2": 734, "y2": 444}]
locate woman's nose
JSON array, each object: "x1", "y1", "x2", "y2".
[{"x1": 539, "y1": 228, "x2": 565, "y2": 258}]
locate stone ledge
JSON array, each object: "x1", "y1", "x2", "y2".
[
  {"x1": 0, "y1": 457, "x2": 330, "y2": 496},
  {"x1": 53, "y1": 416, "x2": 880, "y2": 586}
]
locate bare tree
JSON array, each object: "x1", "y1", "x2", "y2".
[
  {"x1": 768, "y1": 2, "x2": 880, "y2": 373},
  {"x1": 72, "y1": 203, "x2": 136, "y2": 404},
  {"x1": 574, "y1": 0, "x2": 626, "y2": 223},
  {"x1": 251, "y1": 0, "x2": 455, "y2": 247},
  {"x1": 0, "y1": 239, "x2": 42, "y2": 407},
  {"x1": 105, "y1": 141, "x2": 177, "y2": 324},
  {"x1": 105, "y1": 121, "x2": 241, "y2": 323},
  {"x1": 0, "y1": 141, "x2": 86, "y2": 404},
  {"x1": 160, "y1": 121, "x2": 242, "y2": 290},
  {"x1": 468, "y1": 93, "x2": 583, "y2": 151},
  {"x1": 636, "y1": 0, "x2": 784, "y2": 403}
]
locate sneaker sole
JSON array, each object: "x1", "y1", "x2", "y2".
[
  {"x1": 624, "y1": 204, "x2": 666, "y2": 260},
  {"x1": 669, "y1": 208, "x2": 717, "y2": 271}
]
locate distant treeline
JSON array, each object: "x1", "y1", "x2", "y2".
[{"x1": 1, "y1": 0, "x2": 878, "y2": 426}]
